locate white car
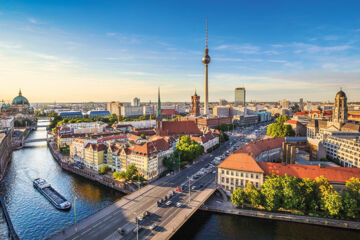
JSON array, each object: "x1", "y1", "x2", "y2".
[
  {"x1": 150, "y1": 224, "x2": 157, "y2": 230},
  {"x1": 165, "y1": 201, "x2": 172, "y2": 206},
  {"x1": 176, "y1": 202, "x2": 182, "y2": 207}
]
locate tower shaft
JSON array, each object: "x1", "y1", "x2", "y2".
[{"x1": 204, "y1": 64, "x2": 209, "y2": 114}]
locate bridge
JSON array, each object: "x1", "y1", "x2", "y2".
[
  {"x1": 50, "y1": 137, "x2": 237, "y2": 240},
  {"x1": 23, "y1": 138, "x2": 48, "y2": 144}
]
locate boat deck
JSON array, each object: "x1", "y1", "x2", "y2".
[{"x1": 42, "y1": 187, "x2": 66, "y2": 205}]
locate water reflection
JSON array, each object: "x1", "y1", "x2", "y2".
[
  {"x1": 0, "y1": 121, "x2": 123, "y2": 240},
  {"x1": 172, "y1": 211, "x2": 360, "y2": 240}
]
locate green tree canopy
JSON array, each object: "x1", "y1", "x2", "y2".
[
  {"x1": 244, "y1": 182, "x2": 261, "y2": 208},
  {"x1": 231, "y1": 188, "x2": 247, "y2": 208},
  {"x1": 266, "y1": 115, "x2": 295, "y2": 137}
]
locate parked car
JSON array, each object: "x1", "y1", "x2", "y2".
[
  {"x1": 165, "y1": 201, "x2": 172, "y2": 206},
  {"x1": 150, "y1": 224, "x2": 157, "y2": 230},
  {"x1": 176, "y1": 202, "x2": 182, "y2": 208}
]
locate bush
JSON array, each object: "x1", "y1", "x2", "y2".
[{"x1": 100, "y1": 165, "x2": 110, "y2": 175}]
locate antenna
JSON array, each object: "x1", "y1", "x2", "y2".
[{"x1": 205, "y1": 17, "x2": 208, "y2": 48}]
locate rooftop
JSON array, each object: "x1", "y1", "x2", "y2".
[{"x1": 218, "y1": 153, "x2": 264, "y2": 173}]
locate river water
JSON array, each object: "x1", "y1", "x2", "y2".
[
  {"x1": 0, "y1": 122, "x2": 123, "y2": 240},
  {"x1": 0, "y1": 121, "x2": 359, "y2": 240}
]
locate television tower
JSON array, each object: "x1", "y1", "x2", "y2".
[{"x1": 202, "y1": 17, "x2": 211, "y2": 115}]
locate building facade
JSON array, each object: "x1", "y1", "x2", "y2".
[{"x1": 235, "y1": 87, "x2": 246, "y2": 107}]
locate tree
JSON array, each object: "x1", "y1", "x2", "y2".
[
  {"x1": 176, "y1": 135, "x2": 204, "y2": 163},
  {"x1": 140, "y1": 134, "x2": 146, "y2": 139},
  {"x1": 163, "y1": 156, "x2": 174, "y2": 170},
  {"x1": 100, "y1": 165, "x2": 109, "y2": 175},
  {"x1": 266, "y1": 115, "x2": 295, "y2": 137},
  {"x1": 260, "y1": 175, "x2": 282, "y2": 211},
  {"x1": 126, "y1": 164, "x2": 139, "y2": 181},
  {"x1": 300, "y1": 178, "x2": 319, "y2": 213},
  {"x1": 323, "y1": 190, "x2": 343, "y2": 217},
  {"x1": 343, "y1": 178, "x2": 360, "y2": 219},
  {"x1": 231, "y1": 188, "x2": 247, "y2": 208},
  {"x1": 244, "y1": 182, "x2": 261, "y2": 208},
  {"x1": 281, "y1": 175, "x2": 306, "y2": 211}
]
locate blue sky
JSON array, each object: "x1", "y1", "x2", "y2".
[{"x1": 0, "y1": 0, "x2": 360, "y2": 102}]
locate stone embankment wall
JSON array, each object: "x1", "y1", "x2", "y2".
[{"x1": 48, "y1": 141, "x2": 131, "y2": 194}]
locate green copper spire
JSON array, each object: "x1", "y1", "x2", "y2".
[{"x1": 157, "y1": 87, "x2": 162, "y2": 118}]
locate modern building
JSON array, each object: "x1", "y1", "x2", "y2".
[
  {"x1": 213, "y1": 106, "x2": 231, "y2": 117},
  {"x1": 235, "y1": 87, "x2": 246, "y2": 107},
  {"x1": 217, "y1": 137, "x2": 360, "y2": 193},
  {"x1": 132, "y1": 97, "x2": 140, "y2": 107},
  {"x1": 219, "y1": 99, "x2": 228, "y2": 106},
  {"x1": 120, "y1": 105, "x2": 143, "y2": 118},
  {"x1": 87, "y1": 110, "x2": 111, "y2": 118},
  {"x1": 107, "y1": 102, "x2": 122, "y2": 116},
  {"x1": 59, "y1": 111, "x2": 83, "y2": 119}
]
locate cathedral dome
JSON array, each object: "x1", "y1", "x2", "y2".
[
  {"x1": 12, "y1": 90, "x2": 29, "y2": 105},
  {"x1": 335, "y1": 89, "x2": 346, "y2": 99}
]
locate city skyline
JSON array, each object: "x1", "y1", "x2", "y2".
[{"x1": 1, "y1": 0, "x2": 360, "y2": 102}]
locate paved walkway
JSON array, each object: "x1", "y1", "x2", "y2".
[{"x1": 201, "y1": 195, "x2": 360, "y2": 230}]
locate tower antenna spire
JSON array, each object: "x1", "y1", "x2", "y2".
[{"x1": 205, "y1": 17, "x2": 208, "y2": 48}]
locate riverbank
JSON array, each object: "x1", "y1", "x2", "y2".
[
  {"x1": 201, "y1": 194, "x2": 360, "y2": 230},
  {"x1": 47, "y1": 141, "x2": 132, "y2": 194}
]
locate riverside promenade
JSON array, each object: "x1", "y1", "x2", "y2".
[
  {"x1": 201, "y1": 194, "x2": 360, "y2": 231},
  {"x1": 48, "y1": 141, "x2": 133, "y2": 194}
]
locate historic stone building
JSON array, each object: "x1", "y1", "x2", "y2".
[
  {"x1": 0, "y1": 90, "x2": 35, "y2": 125},
  {"x1": 190, "y1": 91, "x2": 200, "y2": 117}
]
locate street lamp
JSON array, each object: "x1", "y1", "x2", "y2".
[
  {"x1": 187, "y1": 176, "x2": 191, "y2": 203},
  {"x1": 74, "y1": 196, "x2": 78, "y2": 232}
]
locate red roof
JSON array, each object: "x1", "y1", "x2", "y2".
[
  {"x1": 158, "y1": 121, "x2": 202, "y2": 136},
  {"x1": 218, "y1": 153, "x2": 264, "y2": 173},
  {"x1": 191, "y1": 132, "x2": 218, "y2": 144},
  {"x1": 234, "y1": 137, "x2": 285, "y2": 158},
  {"x1": 258, "y1": 162, "x2": 360, "y2": 183},
  {"x1": 84, "y1": 143, "x2": 107, "y2": 151},
  {"x1": 161, "y1": 109, "x2": 178, "y2": 116},
  {"x1": 131, "y1": 138, "x2": 171, "y2": 156}
]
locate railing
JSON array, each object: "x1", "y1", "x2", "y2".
[{"x1": 0, "y1": 195, "x2": 19, "y2": 240}]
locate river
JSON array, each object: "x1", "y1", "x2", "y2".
[
  {"x1": 0, "y1": 121, "x2": 359, "y2": 240},
  {"x1": 0, "y1": 121, "x2": 123, "y2": 240}
]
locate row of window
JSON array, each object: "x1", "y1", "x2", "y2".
[
  {"x1": 221, "y1": 177, "x2": 259, "y2": 188},
  {"x1": 221, "y1": 169, "x2": 259, "y2": 179}
]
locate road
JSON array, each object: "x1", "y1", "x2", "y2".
[{"x1": 52, "y1": 122, "x2": 270, "y2": 240}]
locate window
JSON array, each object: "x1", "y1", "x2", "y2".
[
  {"x1": 251, "y1": 173, "x2": 253, "y2": 178},
  {"x1": 226, "y1": 178, "x2": 229, "y2": 184},
  {"x1": 246, "y1": 173, "x2": 248, "y2": 178},
  {"x1": 256, "y1": 174, "x2": 259, "y2": 179},
  {"x1": 226, "y1": 170, "x2": 229, "y2": 175},
  {"x1": 236, "y1": 172, "x2": 239, "y2": 176},
  {"x1": 256, "y1": 182, "x2": 259, "y2": 188},
  {"x1": 231, "y1": 171, "x2": 234, "y2": 176},
  {"x1": 241, "y1": 173, "x2": 243, "y2": 177},
  {"x1": 235, "y1": 179, "x2": 239, "y2": 186},
  {"x1": 222, "y1": 170, "x2": 224, "y2": 174}
]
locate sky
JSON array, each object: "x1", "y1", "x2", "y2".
[{"x1": 0, "y1": 0, "x2": 360, "y2": 103}]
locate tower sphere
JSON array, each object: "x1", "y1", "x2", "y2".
[{"x1": 202, "y1": 53, "x2": 211, "y2": 64}]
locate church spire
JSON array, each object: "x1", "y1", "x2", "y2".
[{"x1": 19, "y1": 89, "x2": 22, "y2": 96}]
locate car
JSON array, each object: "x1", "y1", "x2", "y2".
[
  {"x1": 137, "y1": 216, "x2": 143, "y2": 221},
  {"x1": 165, "y1": 201, "x2": 172, "y2": 206},
  {"x1": 212, "y1": 170, "x2": 216, "y2": 174},
  {"x1": 176, "y1": 202, "x2": 182, "y2": 207},
  {"x1": 150, "y1": 224, "x2": 157, "y2": 230},
  {"x1": 191, "y1": 186, "x2": 196, "y2": 190},
  {"x1": 133, "y1": 226, "x2": 143, "y2": 234},
  {"x1": 117, "y1": 227, "x2": 125, "y2": 235}
]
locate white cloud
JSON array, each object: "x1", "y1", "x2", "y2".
[
  {"x1": 293, "y1": 42, "x2": 351, "y2": 54},
  {"x1": 119, "y1": 71, "x2": 156, "y2": 76},
  {"x1": 28, "y1": 18, "x2": 38, "y2": 24},
  {"x1": 106, "y1": 32, "x2": 116, "y2": 37},
  {"x1": 0, "y1": 42, "x2": 22, "y2": 49}
]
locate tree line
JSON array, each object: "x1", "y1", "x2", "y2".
[{"x1": 231, "y1": 175, "x2": 360, "y2": 220}]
